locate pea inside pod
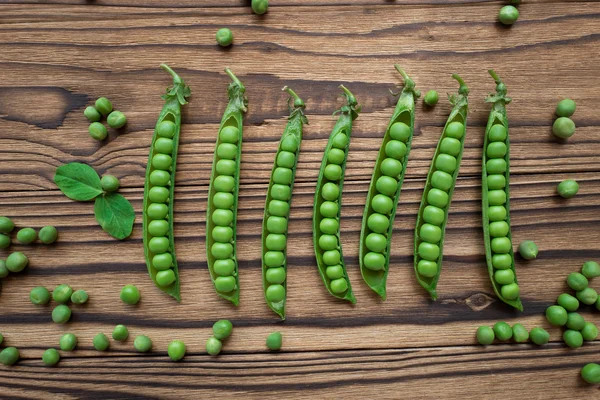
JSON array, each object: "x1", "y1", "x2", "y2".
[
  {"x1": 206, "y1": 68, "x2": 247, "y2": 305},
  {"x1": 359, "y1": 66, "x2": 419, "y2": 299},
  {"x1": 142, "y1": 64, "x2": 191, "y2": 301},
  {"x1": 414, "y1": 74, "x2": 469, "y2": 300},
  {"x1": 313, "y1": 86, "x2": 360, "y2": 304}
]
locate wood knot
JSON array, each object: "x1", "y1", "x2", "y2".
[{"x1": 465, "y1": 293, "x2": 495, "y2": 311}]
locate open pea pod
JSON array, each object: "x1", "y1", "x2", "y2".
[
  {"x1": 313, "y1": 86, "x2": 360, "y2": 304},
  {"x1": 359, "y1": 65, "x2": 419, "y2": 300},
  {"x1": 261, "y1": 87, "x2": 307, "y2": 320},
  {"x1": 206, "y1": 68, "x2": 247, "y2": 306},
  {"x1": 414, "y1": 75, "x2": 469, "y2": 300},
  {"x1": 482, "y1": 70, "x2": 523, "y2": 311},
  {"x1": 142, "y1": 64, "x2": 191, "y2": 301}
]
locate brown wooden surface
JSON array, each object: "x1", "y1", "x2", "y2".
[{"x1": 1, "y1": 1, "x2": 600, "y2": 398}]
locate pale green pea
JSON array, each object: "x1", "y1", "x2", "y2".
[
  {"x1": 215, "y1": 276, "x2": 236, "y2": 293},
  {"x1": 214, "y1": 259, "x2": 235, "y2": 276},
  {"x1": 367, "y1": 213, "x2": 390, "y2": 234},
  {"x1": 380, "y1": 158, "x2": 402, "y2": 177}
]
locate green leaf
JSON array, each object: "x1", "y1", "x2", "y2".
[
  {"x1": 94, "y1": 192, "x2": 135, "y2": 240},
  {"x1": 54, "y1": 162, "x2": 103, "y2": 201}
]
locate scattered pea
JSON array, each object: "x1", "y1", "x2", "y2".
[
  {"x1": 212, "y1": 320, "x2": 233, "y2": 340},
  {"x1": 545, "y1": 305, "x2": 568, "y2": 326},
  {"x1": 529, "y1": 327, "x2": 550, "y2": 345},
  {"x1": 120, "y1": 284, "x2": 141, "y2": 305},
  {"x1": 581, "y1": 322, "x2": 599, "y2": 341},
  {"x1": 16, "y1": 227, "x2": 37, "y2": 244},
  {"x1": 71, "y1": 289, "x2": 89, "y2": 304},
  {"x1": 512, "y1": 323, "x2": 529, "y2": 343},
  {"x1": 0, "y1": 216, "x2": 14, "y2": 234},
  {"x1": 107, "y1": 111, "x2": 127, "y2": 129},
  {"x1": 59, "y1": 333, "x2": 78, "y2": 351},
  {"x1": 93, "y1": 333, "x2": 110, "y2": 351},
  {"x1": 6, "y1": 252, "x2": 28, "y2": 272},
  {"x1": 424, "y1": 90, "x2": 439, "y2": 107},
  {"x1": 557, "y1": 293, "x2": 579, "y2": 312},
  {"x1": 30, "y1": 286, "x2": 51, "y2": 305},
  {"x1": 266, "y1": 331, "x2": 282, "y2": 350},
  {"x1": 95, "y1": 97, "x2": 113, "y2": 116},
  {"x1": 476, "y1": 326, "x2": 495, "y2": 345},
  {"x1": 134, "y1": 335, "x2": 153, "y2": 353},
  {"x1": 566, "y1": 312, "x2": 586, "y2": 331},
  {"x1": 0, "y1": 347, "x2": 19, "y2": 366},
  {"x1": 101, "y1": 175, "x2": 120, "y2": 192},
  {"x1": 52, "y1": 305, "x2": 72, "y2": 324},
  {"x1": 89, "y1": 122, "x2": 108, "y2": 141},
  {"x1": 576, "y1": 287, "x2": 598, "y2": 305},
  {"x1": 492, "y1": 321, "x2": 513, "y2": 341},
  {"x1": 112, "y1": 324, "x2": 129, "y2": 341},
  {"x1": 0, "y1": 234, "x2": 9, "y2": 249},
  {"x1": 38, "y1": 226, "x2": 58, "y2": 244},
  {"x1": 84, "y1": 106, "x2": 101, "y2": 122},
  {"x1": 581, "y1": 363, "x2": 600, "y2": 384},
  {"x1": 42, "y1": 348, "x2": 60, "y2": 367},
  {"x1": 556, "y1": 99, "x2": 576, "y2": 118},
  {"x1": 518, "y1": 240, "x2": 538, "y2": 260},
  {"x1": 556, "y1": 179, "x2": 579, "y2": 198},
  {"x1": 206, "y1": 336, "x2": 222, "y2": 356},
  {"x1": 168, "y1": 340, "x2": 186, "y2": 361},
  {"x1": 552, "y1": 117, "x2": 576, "y2": 139},
  {"x1": 0, "y1": 260, "x2": 8, "y2": 278},
  {"x1": 216, "y1": 28, "x2": 233, "y2": 47},
  {"x1": 582, "y1": 261, "x2": 600, "y2": 278},
  {"x1": 563, "y1": 329, "x2": 583, "y2": 349},
  {"x1": 498, "y1": 5, "x2": 519, "y2": 25},
  {"x1": 567, "y1": 272, "x2": 588, "y2": 291},
  {"x1": 52, "y1": 284, "x2": 73, "y2": 304}
]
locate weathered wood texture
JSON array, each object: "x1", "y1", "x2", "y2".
[{"x1": 1, "y1": 1, "x2": 600, "y2": 398}]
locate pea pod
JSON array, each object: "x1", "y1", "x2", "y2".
[
  {"x1": 359, "y1": 65, "x2": 419, "y2": 300},
  {"x1": 313, "y1": 86, "x2": 360, "y2": 303},
  {"x1": 262, "y1": 87, "x2": 307, "y2": 320},
  {"x1": 142, "y1": 64, "x2": 190, "y2": 301},
  {"x1": 482, "y1": 70, "x2": 523, "y2": 311},
  {"x1": 206, "y1": 68, "x2": 247, "y2": 305},
  {"x1": 414, "y1": 75, "x2": 469, "y2": 300}
]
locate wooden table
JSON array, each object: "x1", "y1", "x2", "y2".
[{"x1": 1, "y1": 1, "x2": 599, "y2": 398}]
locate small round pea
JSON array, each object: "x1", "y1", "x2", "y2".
[
  {"x1": 494, "y1": 269, "x2": 515, "y2": 285},
  {"x1": 380, "y1": 158, "x2": 402, "y2": 177},
  {"x1": 552, "y1": 117, "x2": 576, "y2": 139},
  {"x1": 107, "y1": 111, "x2": 127, "y2": 129},
  {"x1": 493, "y1": 321, "x2": 513, "y2": 341},
  {"x1": 156, "y1": 269, "x2": 176, "y2": 287},
  {"x1": 38, "y1": 226, "x2": 58, "y2": 244},
  {"x1": 52, "y1": 284, "x2": 73, "y2": 304},
  {"x1": 212, "y1": 209, "x2": 233, "y2": 226},
  {"x1": 492, "y1": 254, "x2": 512, "y2": 270},
  {"x1": 374, "y1": 176, "x2": 397, "y2": 197},
  {"x1": 322, "y1": 249, "x2": 341, "y2": 266},
  {"x1": 214, "y1": 175, "x2": 235, "y2": 193},
  {"x1": 168, "y1": 340, "x2": 186, "y2": 361},
  {"x1": 371, "y1": 194, "x2": 393, "y2": 214},
  {"x1": 211, "y1": 242, "x2": 233, "y2": 259},
  {"x1": 319, "y1": 234, "x2": 337, "y2": 251},
  {"x1": 420, "y1": 223, "x2": 442, "y2": 244},
  {"x1": 498, "y1": 5, "x2": 519, "y2": 25},
  {"x1": 530, "y1": 327, "x2": 550, "y2": 345},
  {"x1": 488, "y1": 125, "x2": 507, "y2": 142},
  {"x1": 271, "y1": 184, "x2": 291, "y2": 201},
  {"x1": 488, "y1": 205, "x2": 507, "y2": 222},
  {"x1": 213, "y1": 192, "x2": 234, "y2": 210},
  {"x1": 486, "y1": 142, "x2": 507, "y2": 159},
  {"x1": 214, "y1": 259, "x2": 235, "y2": 276},
  {"x1": 563, "y1": 329, "x2": 583, "y2": 349},
  {"x1": 84, "y1": 106, "x2": 101, "y2": 122},
  {"x1": 332, "y1": 133, "x2": 348, "y2": 149},
  {"x1": 556, "y1": 99, "x2": 576, "y2": 118},
  {"x1": 149, "y1": 186, "x2": 169, "y2": 203},
  {"x1": 215, "y1": 276, "x2": 237, "y2": 293},
  {"x1": 120, "y1": 284, "x2": 141, "y2": 305},
  {"x1": 518, "y1": 240, "x2": 538, "y2": 260},
  {"x1": 17, "y1": 227, "x2": 37, "y2": 244},
  {"x1": 0, "y1": 347, "x2": 19, "y2": 366},
  {"x1": 152, "y1": 154, "x2": 173, "y2": 170},
  {"x1": 0, "y1": 234, "x2": 9, "y2": 249},
  {"x1": 134, "y1": 335, "x2": 153, "y2": 353},
  {"x1": 424, "y1": 90, "x2": 439, "y2": 107},
  {"x1": 439, "y1": 137, "x2": 461, "y2": 157},
  {"x1": 112, "y1": 324, "x2": 129, "y2": 341},
  {"x1": 266, "y1": 233, "x2": 286, "y2": 251},
  {"x1": 596, "y1": 296, "x2": 600, "y2": 311},
  {"x1": 0, "y1": 260, "x2": 9, "y2": 278},
  {"x1": 487, "y1": 174, "x2": 506, "y2": 190},
  {"x1": 0, "y1": 216, "x2": 14, "y2": 233},
  {"x1": 216, "y1": 28, "x2": 233, "y2": 47},
  {"x1": 367, "y1": 213, "x2": 389, "y2": 234},
  {"x1": 389, "y1": 122, "x2": 411, "y2": 142},
  {"x1": 148, "y1": 220, "x2": 169, "y2": 237},
  {"x1": 95, "y1": 97, "x2": 113, "y2": 116},
  {"x1": 581, "y1": 322, "x2": 599, "y2": 341},
  {"x1": 273, "y1": 167, "x2": 292, "y2": 185},
  {"x1": 581, "y1": 363, "x2": 600, "y2": 384},
  {"x1": 431, "y1": 170, "x2": 453, "y2": 192},
  {"x1": 422, "y1": 205, "x2": 444, "y2": 226},
  {"x1": 500, "y1": 283, "x2": 520, "y2": 300},
  {"x1": 365, "y1": 233, "x2": 387, "y2": 253},
  {"x1": 89, "y1": 122, "x2": 108, "y2": 141},
  {"x1": 213, "y1": 320, "x2": 233, "y2": 340},
  {"x1": 30, "y1": 286, "x2": 51, "y2": 305},
  {"x1": 265, "y1": 283, "x2": 285, "y2": 301},
  {"x1": 385, "y1": 140, "x2": 407, "y2": 160},
  {"x1": 157, "y1": 120, "x2": 176, "y2": 138},
  {"x1": 567, "y1": 272, "x2": 588, "y2": 291},
  {"x1": 321, "y1": 182, "x2": 340, "y2": 202},
  {"x1": 324, "y1": 164, "x2": 342, "y2": 181},
  {"x1": 327, "y1": 148, "x2": 345, "y2": 165},
  {"x1": 435, "y1": 154, "x2": 457, "y2": 174},
  {"x1": 418, "y1": 242, "x2": 440, "y2": 261},
  {"x1": 488, "y1": 190, "x2": 506, "y2": 206},
  {"x1": 93, "y1": 333, "x2": 110, "y2": 351},
  {"x1": 582, "y1": 261, "x2": 600, "y2": 278},
  {"x1": 364, "y1": 252, "x2": 385, "y2": 271},
  {"x1": 6, "y1": 252, "x2": 28, "y2": 272},
  {"x1": 264, "y1": 251, "x2": 284, "y2": 268},
  {"x1": 566, "y1": 312, "x2": 586, "y2": 331},
  {"x1": 512, "y1": 323, "x2": 529, "y2": 343},
  {"x1": 330, "y1": 278, "x2": 348, "y2": 294},
  {"x1": 476, "y1": 326, "x2": 495, "y2": 345},
  {"x1": 326, "y1": 265, "x2": 344, "y2": 279},
  {"x1": 206, "y1": 336, "x2": 222, "y2": 356},
  {"x1": 556, "y1": 179, "x2": 578, "y2": 198},
  {"x1": 489, "y1": 221, "x2": 509, "y2": 237},
  {"x1": 486, "y1": 159, "x2": 507, "y2": 174},
  {"x1": 59, "y1": 333, "x2": 78, "y2": 351},
  {"x1": 266, "y1": 331, "x2": 282, "y2": 351},
  {"x1": 277, "y1": 151, "x2": 295, "y2": 169},
  {"x1": 546, "y1": 305, "x2": 568, "y2": 326},
  {"x1": 52, "y1": 305, "x2": 72, "y2": 324},
  {"x1": 445, "y1": 121, "x2": 464, "y2": 139},
  {"x1": 147, "y1": 203, "x2": 168, "y2": 220},
  {"x1": 42, "y1": 348, "x2": 60, "y2": 367},
  {"x1": 101, "y1": 175, "x2": 120, "y2": 192},
  {"x1": 216, "y1": 159, "x2": 236, "y2": 176},
  {"x1": 219, "y1": 126, "x2": 239, "y2": 144},
  {"x1": 281, "y1": 136, "x2": 298, "y2": 152},
  {"x1": 251, "y1": 0, "x2": 268, "y2": 15},
  {"x1": 217, "y1": 143, "x2": 237, "y2": 160},
  {"x1": 491, "y1": 237, "x2": 512, "y2": 254},
  {"x1": 427, "y1": 188, "x2": 449, "y2": 208},
  {"x1": 266, "y1": 267, "x2": 285, "y2": 284},
  {"x1": 417, "y1": 260, "x2": 438, "y2": 277},
  {"x1": 576, "y1": 287, "x2": 598, "y2": 305},
  {"x1": 212, "y1": 226, "x2": 233, "y2": 243},
  {"x1": 557, "y1": 293, "x2": 579, "y2": 312}
]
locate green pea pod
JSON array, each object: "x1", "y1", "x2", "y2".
[
  {"x1": 414, "y1": 75, "x2": 469, "y2": 300},
  {"x1": 206, "y1": 68, "x2": 247, "y2": 305},
  {"x1": 482, "y1": 70, "x2": 523, "y2": 311},
  {"x1": 142, "y1": 64, "x2": 191, "y2": 301},
  {"x1": 261, "y1": 87, "x2": 307, "y2": 320},
  {"x1": 359, "y1": 65, "x2": 420, "y2": 300},
  {"x1": 313, "y1": 86, "x2": 360, "y2": 303}
]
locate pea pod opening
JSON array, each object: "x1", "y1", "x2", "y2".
[
  {"x1": 313, "y1": 85, "x2": 360, "y2": 303},
  {"x1": 206, "y1": 68, "x2": 247, "y2": 305},
  {"x1": 482, "y1": 70, "x2": 523, "y2": 311},
  {"x1": 142, "y1": 64, "x2": 191, "y2": 301},
  {"x1": 414, "y1": 74, "x2": 469, "y2": 300},
  {"x1": 261, "y1": 87, "x2": 307, "y2": 320},
  {"x1": 359, "y1": 65, "x2": 420, "y2": 300}
]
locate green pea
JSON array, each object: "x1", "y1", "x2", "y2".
[
  {"x1": 420, "y1": 223, "x2": 442, "y2": 243},
  {"x1": 486, "y1": 159, "x2": 507, "y2": 174},
  {"x1": 319, "y1": 234, "x2": 338, "y2": 251},
  {"x1": 6, "y1": 252, "x2": 28, "y2": 272},
  {"x1": 206, "y1": 336, "x2": 222, "y2": 356},
  {"x1": 557, "y1": 293, "x2": 579, "y2": 312},
  {"x1": 389, "y1": 122, "x2": 411, "y2": 142},
  {"x1": 582, "y1": 261, "x2": 600, "y2": 278},
  {"x1": 168, "y1": 340, "x2": 186, "y2": 361},
  {"x1": 134, "y1": 335, "x2": 153, "y2": 352},
  {"x1": 327, "y1": 148, "x2": 345, "y2": 165},
  {"x1": 84, "y1": 106, "x2": 101, "y2": 122},
  {"x1": 71, "y1": 289, "x2": 89, "y2": 304},
  {"x1": 147, "y1": 203, "x2": 168, "y2": 220},
  {"x1": 418, "y1": 242, "x2": 440, "y2": 261},
  {"x1": 487, "y1": 206, "x2": 507, "y2": 222},
  {"x1": 367, "y1": 213, "x2": 389, "y2": 234},
  {"x1": 213, "y1": 192, "x2": 234, "y2": 209},
  {"x1": 487, "y1": 174, "x2": 506, "y2": 190},
  {"x1": 422, "y1": 205, "x2": 444, "y2": 226},
  {"x1": 277, "y1": 151, "x2": 295, "y2": 169},
  {"x1": 488, "y1": 124, "x2": 507, "y2": 142},
  {"x1": 218, "y1": 126, "x2": 239, "y2": 145},
  {"x1": 152, "y1": 154, "x2": 173, "y2": 170},
  {"x1": 322, "y1": 250, "x2": 341, "y2": 266},
  {"x1": 156, "y1": 269, "x2": 176, "y2": 287},
  {"x1": 552, "y1": 117, "x2": 576, "y2": 139},
  {"x1": 488, "y1": 190, "x2": 506, "y2": 206},
  {"x1": 30, "y1": 286, "x2": 51, "y2": 305},
  {"x1": 424, "y1": 90, "x2": 439, "y2": 107},
  {"x1": 217, "y1": 143, "x2": 238, "y2": 160},
  {"x1": 380, "y1": 158, "x2": 402, "y2": 177},
  {"x1": 149, "y1": 186, "x2": 169, "y2": 203},
  {"x1": 214, "y1": 175, "x2": 235, "y2": 193},
  {"x1": 498, "y1": 5, "x2": 519, "y2": 25},
  {"x1": 52, "y1": 305, "x2": 72, "y2": 324},
  {"x1": 107, "y1": 111, "x2": 127, "y2": 129},
  {"x1": 273, "y1": 167, "x2": 292, "y2": 185},
  {"x1": 365, "y1": 233, "x2": 387, "y2": 253},
  {"x1": 17, "y1": 227, "x2": 37, "y2": 244},
  {"x1": 493, "y1": 321, "x2": 513, "y2": 341},
  {"x1": 212, "y1": 209, "x2": 233, "y2": 226},
  {"x1": 530, "y1": 327, "x2": 550, "y2": 345},
  {"x1": 0, "y1": 217, "x2": 14, "y2": 234},
  {"x1": 271, "y1": 183, "x2": 291, "y2": 201},
  {"x1": 556, "y1": 98, "x2": 576, "y2": 118},
  {"x1": 518, "y1": 240, "x2": 538, "y2": 260},
  {"x1": 59, "y1": 333, "x2": 78, "y2": 351},
  {"x1": 476, "y1": 326, "x2": 495, "y2": 345},
  {"x1": 89, "y1": 122, "x2": 108, "y2": 141},
  {"x1": 157, "y1": 120, "x2": 176, "y2": 138},
  {"x1": 266, "y1": 331, "x2": 282, "y2": 351},
  {"x1": 486, "y1": 142, "x2": 507, "y2": 159},
  {"x1": 581, "y1": 363, "x2": 600, "y2": 384},
  {"x1": 266, "y1": 233, "x2": 286, "y2": 251},
  {"x1": 427, "y1": 188, "x2": 449, "y2": 208},
  {"x1": 268, "y1": 200, "x2": 289, "y2": 217},
  {"x1": 324, "y1": 164, "x2": 342, "y2": 181},
  {"x1": 266, "y1": 267, "x2": 286, "y2": 284},
  {"x1": 581, "y1": 322, "x2": 599, "y2": 341},
  {"x1": 53, "y1": 284, "x2": 73, "y2": 304},
  {"x1": 264, "y1": 251, "x2": 284, "y2": 268},
  {"x1": 431, "y1": 170, "x2": 453, "y2": 191},
  {"x1": 563, "y1": 329, "x2": 583, "y2": 349},
  {"x1": 216, "y1": 159, "x2": 236, "y2": 176},
  {"x1": 0, "y1": 333, "x2": 3, "y2": 346},
  {"x1": 326, "y1": 265, "x2": 344, "y2": 279},
  {"x1": 212, "y1": 226, "x2": 233, "y2": 243},
  {"x1": 417, "y1": 260, "x2": 438, "y2": 277},
  {"x1": 112, "y1": 324, "x2": 129, "y2": 341},
  {"x1": 0, "y1": 260, "x2": 8, "y2": 278},
  {"x1": 439, "y1": 137, "x2": 461, "y2": 157},
  {"x1": 363, "y1": 252, "x2": 385, "y2": 271},
  {"x1": 557, "y1": 179, "x2": 578, "y2": 198},
  {"x1": 281, "y1": 135, "x2": 298, "y2": 152},
  {"x1": 512, "y1": 323, "x2": 529, "y2": 343},
  {"x1": 319, "y1": 202, "x2": 339, "y2": 219},
  {"x1": 489, "y1": 221, "x2": 509, "y2": 237},
  {"x1": 491, "y1": 237, "x2": 512, "y2": 254},
  {"x1": 332, "y1": 132, "x2": 348, "y2": 149},
  {"x1": 435, "y1": 154, "x2": 457, "y2": 174},
  {"x1": 494, "y1": 269, "x2": 515, "y2": 284},
  {"x1": 39, "y1": 226, "x2": 58, "y2": 244},
  {"x1": 500, "y1": 283, "x2": 520, "y2": 300},
  {"x1": 596, "y1": 296, "x2": 600, "y2": 311},
  {"x1": 148, "y1": 219, "x2": 169, "y2": 236},
  {"x1": 492, "y1": 253, "x2": 512, "y2": 269},
  {"x1": 445, "y1": 121, "x2": 464, "y2": 139},
  {"x1": 211, "y1": 242, "x2": 233, "y2": 259},
  {"x1": 95, "y1": 97, "x2": 113, "y2": 116},
  {"x1": 120, "y1": 284, "x2": 141, "y2": 305},
  {"x1": 265, "y1": 284, "x2": 285, "y2": 302},
  {"x1": 546, "y1": 305, "x2": 568, "y2": 326},
  {"x1": 154, "y1": 138, "x2": 174, "y2": 154},
  {"x1": 375, "y1": 176, "x2": 398, "y2": 197},
  {"x1": 577, "y1": 287, "x2": 598, "y2": 305},
  {"x1": 0, "y1": 347, "x2": 19, "y2": 366},
  {"x1": 321, "y1": 182, "x2": 340, "y2": 201},
  {"x1": 567, "y1": 272, "x2": 588, "y2": 291},
  {"x1": 0, "y1": 234, "x2": 9, "y2": 250},
  {"x1": 216, "y1": 28, "x2": 233, "y2": 47},
  {"x1": 385, "y1": 140, "x2": 407, "y2": 160},
  {"x1": 371, "y1": 194, "x2": 393, "y2": 214},
  {"x1": 330, "y1": 278, "x2": 348, "y2": 294},
  {"x1": 566, "y1": 312, "x2": 585, "y2": 330},
  {"x1": 251, "y1": 0, "x2": 269, "y2": 15},
  {"x1": 214, "y1": 259, "x2": 235, "y2": 276},
  {"x1": 153, "y1": 253, "x2": 173, "y2": 270}
]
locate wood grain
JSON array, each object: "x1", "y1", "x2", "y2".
[{"x1": 1, "y1": 1, "x2": 600, "y2": 398}]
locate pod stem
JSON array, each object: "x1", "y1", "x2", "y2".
[
  {"x1": 282, "y1": 86, "x2": 305, "y2": 109},
  {"x1": 160, "y1": 63, "x2": 190, "y2": 105},
  {"x1": 452, "y1": 74, "x2": 469, "y2": 96},
  {"x1": 225, "y1": 67, "x2": 244, "y2": 90},
  {"x1": 486, "y1": 70, "x2": 511, "y2": 104},
  {"x1": 339, "y1": 85, "x2": 357, "y2": 106},
  {"x1": 225, "y1": 67, "x2": 247, "y2": 112},
  {"x1": 394, "y1": 64, "x2": 421, "y2": 97}
]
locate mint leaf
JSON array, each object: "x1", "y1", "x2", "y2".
[
  {"x1": 94, "y1": 192, "x2": 135, "y2": 240},
  {"x1": 54, "y1": 162, "x2": 103, "y2": 201}
]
